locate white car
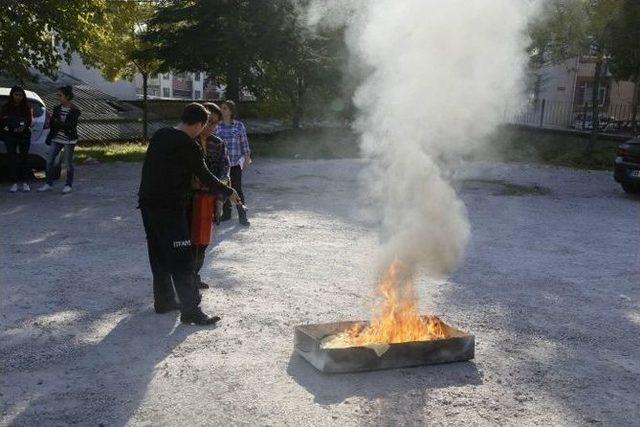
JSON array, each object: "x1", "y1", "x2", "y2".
[{"x1": 0, "y1": 87, "x2": 61, "y2": 177}]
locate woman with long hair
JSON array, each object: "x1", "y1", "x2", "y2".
[
  {"x1": 38, "y1": 86, "x2": 81, "y2": 194},
  {"x1": 214, "y1": 100, "x2": 251, "y2": 226},
  {"x1": 190, "y1": 102, "x2": 230, "y2": 289},
  {"x1": 1, "y1": 86, "x2": 33, "y2": 193}
]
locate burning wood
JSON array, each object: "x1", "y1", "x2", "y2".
[{"x1": 322, "y1": 259, "x2": 449, "y2": 349}]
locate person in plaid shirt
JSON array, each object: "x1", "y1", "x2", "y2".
[{"x1": 215, "y1": 100, "x2": 251, "y2": 226}]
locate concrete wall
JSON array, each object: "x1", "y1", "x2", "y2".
[{"x1": 537, "y1": 58, "x2": 579, "y2": 104}]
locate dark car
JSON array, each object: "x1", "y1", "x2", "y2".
[{"x1": 614, "y1": 136, "x2": 640, "y2": 194}]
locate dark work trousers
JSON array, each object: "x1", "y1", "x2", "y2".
[
  {"x1": 4, "y1": 135, "x2": 31, "y2": 183},
  {"x1": 186, "y1": 195, "x2": 208, "y2": 286},
  {"x1": 223, "y1": 165, "x2": 246, "y2": 218},
  {"x1": 140, "y1": 207, "x2": 201, "y2": 315},
  {"x1": 193, "y1": 245, "x2": 207, "y2": 285}
]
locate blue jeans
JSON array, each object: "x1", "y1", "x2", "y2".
[{"x1": 46, "y1": 142, "x2": 75, "y2": 186}]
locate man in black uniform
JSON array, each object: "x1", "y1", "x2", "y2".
[{"x1": 138, "y1": 103, "x2": 239, "y2": 325}]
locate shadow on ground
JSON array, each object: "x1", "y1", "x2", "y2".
[
  {"x1": 7, "y1": 309, "x2": 216, "y2": 426},
  {"x1": 286, "y1": 352, "x2": 482, "y2": 406}
]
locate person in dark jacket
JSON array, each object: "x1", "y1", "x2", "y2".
[
  {"x1": 189, "y1": 102, "x2": 230, "y2": 290},
  {"x1": 1, "y1": 86, "x2": 33, "y2": 193},
  {"x1": 138, "y1": 103, "x2": 240, "y2": 326},
  {"x1": 38, "y1": 86, "x2": 81, "y2": 194}
]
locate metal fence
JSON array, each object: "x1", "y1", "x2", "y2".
[{"x1": 506, "y1": 99, "x2": 639, "y2": 135}]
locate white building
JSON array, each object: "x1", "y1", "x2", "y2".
[
  {"x1": 60, "y1": 51, "x2": 210, "y2": 101},
  {"x1": 133, "y1": 71, "x2": 210, "y2": 99},
  {"x1": 58, "y1": 53, "x2": 138, "y2": 100}
]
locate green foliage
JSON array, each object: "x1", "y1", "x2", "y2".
[
  {"x1": 144, "y1": 0, "x2": 296, "y2": 102},
  {"x1": 608, "y1": 0, "x2": 640, "y2": 83},
  {"x1": 258, "y1": 23, "x2": 348, "y2": 127},
  {"x1": 0, "y1": 0, "x2": 99, "y2": 78},
  {"x1": 89, "y1": 1, "x2": 160, "y2": 81},
  {"x1": 528, "y1": 0, "x2": 624, "y2": 63},
  {"x1": 144, "y1": 0, "x2": 350, "y2": 125}
]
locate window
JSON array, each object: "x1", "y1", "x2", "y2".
[
  {"x1": 194, "y1": 73, "x2": 201, "y2": 82},
  {"x1": 163, "y1": 88, "x2": 170, "y2": 98},
  {"x1": 194, "y1": 90, "x2": 201, "y2": 99},
  {"x1": 163, "y1": 73, "x2": 170, "y2": 80}
]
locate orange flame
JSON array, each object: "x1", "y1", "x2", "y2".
[{"x1": 346, "y1": 258, "x2": 447, "y2": 345}]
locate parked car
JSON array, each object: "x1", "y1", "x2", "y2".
[
  {"x1": 0, "y1": 87, "x2": 61, "y2": 177},
  {"x1": 614, "y1": 136, "x2": 640, "y2": 194}
]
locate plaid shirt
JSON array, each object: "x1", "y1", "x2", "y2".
[{"x1": 214, "y1": 120, "x2": 250, "y2": 167}]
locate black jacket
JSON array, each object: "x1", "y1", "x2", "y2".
[
  {"x1": 46, "y1": 104, "x2": 81, "y2": 144},
  {"x1": 0, "y1": 104, "x2": 32, "y2": 140},
  {"x1": 138, "y1": 127, "x2": 234, "y2": 209}
]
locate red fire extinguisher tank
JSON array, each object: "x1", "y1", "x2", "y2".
[{"x1": 191, "y1": 191, "x2": 216, "y2": 246}]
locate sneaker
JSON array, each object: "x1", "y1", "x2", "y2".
[
  {"x1": 61, "y1": 185, "x2": 73, "y2": 194},
  {"x1": 38, "y1": 184, "x2": 53, "y2": 192},
  {"x1": 180, "y1": 310, "x2": 221, "y2": 326},
  {"x1": 8, "y1": 184, "x2": 18, "y2": 193},
  {"x1": 22, "y1": 183, "x2": 30, "y2": 192}
]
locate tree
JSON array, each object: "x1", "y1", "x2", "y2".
[
  {"x1": 609, "y1": 0, "x2": 640, "y2": 132},
  {"x1": 258, "y1": 25, "x2": 346, "y2": 128},
  {"x1": 0, "y1": 0, "x2": 129, "y2": 80},
  {"x1": 528, "y1": 0, "x2": 624, "y2": 151},
  {"x1": 88, "y1": 1, "x2": 161, "y2": 140},
  {"x1": 143, "y1": 0, "x2": 295, "y2": 103}
]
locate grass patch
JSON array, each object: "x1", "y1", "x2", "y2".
[
  {"x1": 462, "y1": 179, "x2": 551, "y2": 196},
  {"x1": 71, "y1": 126, "x2": 623, "y2": 173},
  {"x1": 250, "y1": 127, "x2": 359, "y2": 159},
  {"x1": 493, "y1": 127, "x2": 621, "y2": 171},
  {"x1": 75, "y1": 142, "x2": 148, "y2": 163}
]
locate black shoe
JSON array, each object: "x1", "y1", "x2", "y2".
[
  {"x1": 237, "y1": 206, "x2": 250, "y2": 226},
  {"x1": 154, "y1": 300, "x2": 180, "y2": 314},
  {"x1": 180, "y1": 311, "x2": 221, "y2": 325},
  {"x1": 198, "y1": 281, "x2": 210, "y2": 289}
]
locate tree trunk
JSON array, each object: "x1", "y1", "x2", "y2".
[
  {"x1": 142, "y1": 72, "x2": 149, "y2": 141},
  {"x1": 632, "y1": 81, "x2": 639, "y2": 134},
  {"x1": 292, "y1": 77, "x2": 305, "y2": 129},
  {"x1": 585, "y1": 59, "x2": 603, "y2": 155},
  {"x1": 225, "y1": 63, "x2": 240, "y2": 102}
]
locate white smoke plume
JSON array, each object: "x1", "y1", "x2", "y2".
[{"x1": 309, "y1": 1, "x2": 536, "y2": 277}]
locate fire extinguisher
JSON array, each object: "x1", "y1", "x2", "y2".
[{"x1": 191, "y1": 191, "x2": 216, "y2": 246}]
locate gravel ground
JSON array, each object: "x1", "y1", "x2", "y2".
[{"x1": 1, "y1": 158, "x2": 639, "y2": 426}]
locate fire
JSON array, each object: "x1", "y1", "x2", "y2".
[{"x1": 323, "y1": 259, "x2": 448, "y2": 348}]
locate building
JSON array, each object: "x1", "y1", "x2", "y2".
[
  {"x1": 534, "y1": 56, "x2": 638, "y2": 127},
  {"x1": 133, "y1": 71, "x2": 218, "y2": 100},
  {"x1": 58, "y1": 53, "x2": 138, "y2": 100},
  {"x1": 59, "y1": 50, "x2": 212, "y2": 101}
]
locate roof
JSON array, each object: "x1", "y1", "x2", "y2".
[
  {"x1": 0, "y1": 71, "x2": 142, "y2": 121},
  {"x1": 0, "y1": 71, "x2": 287, "y2": 142}
]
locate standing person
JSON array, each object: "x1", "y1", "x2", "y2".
[
  {"x1": 38, "y1": 86, "x2": 81, "y2": 194},
  {"x1": 1, "y1": 86, "x2": 33, "y2": 193},
  {"x1": 190, "y1": 102, "x2": 230, "y2": 290},
  {"x1": 215, "y1": 100, "x2": 251, "y2": 226},
  {"x1": 138, "y1": 103, "x2": 239, "y2": 325}
]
